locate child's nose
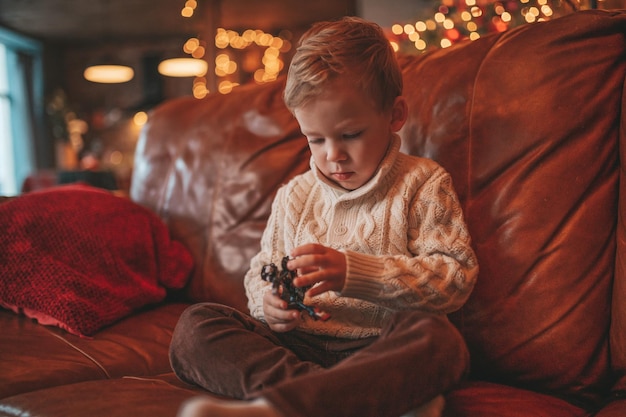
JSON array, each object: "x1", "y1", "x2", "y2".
[{"x1": 326, "y1": 143, "x2": 346, "y2": 162}]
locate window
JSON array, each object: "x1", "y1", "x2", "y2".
[
  {"x1": 0, "y1": 27, "x2": 43, "y2": 196},
  {"x1": 0, "y1": 43, "x2": 14, "y2": 194}
]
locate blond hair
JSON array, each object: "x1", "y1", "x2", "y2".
[{"x1": 284, "y1": 16, "x2": 403, "y2": 113}]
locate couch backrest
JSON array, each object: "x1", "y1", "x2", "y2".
[
  {"x1": 131, "y1": 9, "x2": 626, "y2": 409},
  {"x1": 398, "y1": 9, "x2": 626, "y2": 409},
  {"x1": 131, "y1": 80, "x2": 310, "y2": 313}
]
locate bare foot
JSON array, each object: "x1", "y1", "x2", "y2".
[{"x1": 177, "y1": 396, "x2": 283, "y2": 417}]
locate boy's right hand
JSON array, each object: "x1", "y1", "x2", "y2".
[{"x1": 263, "y1": 290, "x2": 301, "y2": 332}]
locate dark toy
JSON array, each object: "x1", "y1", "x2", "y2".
[{"x1": 261, "y1": 256, "x2": 330, "y2": 321}]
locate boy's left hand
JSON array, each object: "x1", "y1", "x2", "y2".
[{"x1": 287, "y1": 244, "x2": 347, "y2": 297}]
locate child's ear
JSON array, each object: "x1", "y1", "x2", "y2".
[{"x1": 390, "y1": 96, "x2": 408, "y2": 132}]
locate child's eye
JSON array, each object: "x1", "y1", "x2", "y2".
[
  {"x1": 343, "y1": 131, "x2": 362, "y2": 140},
  {"x1": 307, "y1": 138, "x2": 324, "y2": 145}
]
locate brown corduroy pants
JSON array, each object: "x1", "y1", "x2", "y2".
[{"x1": 169, "y1": 303, "x2": 469, "y2": 417}]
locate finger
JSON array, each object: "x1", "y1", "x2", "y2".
[
  {"x1": 290, "y1": 243, "x2": 325, "y2": 258},
  {"x1": 293, "y1": 267, "x2": 336, "y2": 287},
  {"x1": 266, "y1": 295, "x2": 287, "y2": 310},
  {"x1": 270, "y1": 318, "x2": 300, "y2": 333},
  {"x1": 266, "y1": 307, "x2": 300, "y2": 327},
  {"x1": 292, "y1": 270, "x2": 321, "y2": 288},
  {"x1": 269, "y1": 309, "x2": 299, "y2": 324},
  {"x1": 265, "y1": 297, "x2": 294, "y2": 317},
  {"x1": 264, "y1": 293, "x2": 299, "y2": 318},
  {"x1": 295, "y1": 266, "x2": 317, "y2": 276},
  {"x1": 305, "y1": 281, "x2": 335, "y2": 298},
  {"x1": 288, "y1": 254, "x2": 328, "y2": 272}
]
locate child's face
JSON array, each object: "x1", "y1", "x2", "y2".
[{"x1": 293, "y1": 79, "x2": 406, "y2": 191}]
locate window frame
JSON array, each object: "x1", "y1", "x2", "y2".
[{"x1": 0, "y1": 26, "x2": 44, "y2": 195}]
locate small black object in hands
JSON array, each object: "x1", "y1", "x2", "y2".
[{"x1": 261, "y1": 256, "x2": 330, "y2": 321}]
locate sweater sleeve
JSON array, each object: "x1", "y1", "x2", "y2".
[
  {"x1": 244, "y1": 186, "x2": 289, "y2": 321},
  {"x1": 339, "y1": 170, "x2": 478, "y2": 314}
]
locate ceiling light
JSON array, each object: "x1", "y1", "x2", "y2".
[
  {"x1": 158, "y1": 58, "x2": 208, "y2": 77},
  {"x1": 84, "y1": 64, "x2": 134, "y2": 83}
]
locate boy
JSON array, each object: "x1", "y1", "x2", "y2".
[{"x1": 170, "y1": 16, "x2": 478, "y2": 417}]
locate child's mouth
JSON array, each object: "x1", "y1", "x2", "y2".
[{"x1": 332, "y1": 172, "x2": 353, "y2": 181}]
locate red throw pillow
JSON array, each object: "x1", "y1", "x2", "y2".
[{"x1": 0, "y1": 184, "x2": 193, "y2": 337}]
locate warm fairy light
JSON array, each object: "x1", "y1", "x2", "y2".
[
  {"x1": 184, "y1": 38, "x2": 200, "y2": 54},
  {"x1": 214, "y1": 53, "x2": 237, "y2": 76},
  {"x1": 213, "y1": 26, "x2": 292, "y2": 92},
  {"x1": 258, "y1": 33, "x2": 274, "y2": 47},
  {"x1": 242, "y1": 29, "x2": 256, "y2": 43},
  {"x1": 447, "y1": 28, "x2": 461, "y2": 40},
  {"x1": 218, "y1": 81, "x2": 239, "y2": 94},
  {"x1": 261, "y1": 46, "x2": 283, "y2": 82},
  {"x1": 471, "y1": 6, "x2": 483, "y2": 17},
  {"x1": 387, "y1": 0, "x2": 571, "y2": 54},
  {"x1": 493, "y1": 17, "x2": 509, "y2": 32},
  {"x1": 133, "y1": 111, "x2": 148, "y2": 126},
  {"x1": 181, "y1": 6, "x2": 194, "y2": 17},
  {"x1": 264, "y1": 46, "x2": 280, "y2": 59},
  {"x1": 181, "y1": 0, "x2": 197, "y2": 17},
  {"x1": 271, "y1": 37, "x2": 284, "y2": 49},
  {"x1": 215, "y1": 29, "x2": 230, "y2": 49},
  {"x1": 109, "y1": 150, "x2": 123, "y2": 165},
  {"x1": 193, "y1": 77, "x2": 209, "y2": 99},
  {"x1": 191, "y1": 45, "x2": 206, "y2": 59},
  {"x1": 173, "y1": 0, "x2": 294, "y2": 96}
]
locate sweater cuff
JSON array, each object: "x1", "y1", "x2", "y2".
[{"x1": 340, "y1": 250, "x2": 386, "y2": 300}]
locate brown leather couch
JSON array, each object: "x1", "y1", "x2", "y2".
[{"x1": 1, "y1": 9, "x2": 625, "y2": 417}]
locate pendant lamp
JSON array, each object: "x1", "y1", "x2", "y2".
[
  {"x1": 158, "y1": 57, "x2": 208, "y2": 77},
  {"x1": 84, "y1": 63, "x2": 134, "y2": 83},
  {"x1": 83, "y1": 0, "x2": 134, "y2": 84}
]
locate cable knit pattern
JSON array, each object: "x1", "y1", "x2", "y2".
[{"x1": 245, "y1": 135, "x2": 478, "y2": 339}]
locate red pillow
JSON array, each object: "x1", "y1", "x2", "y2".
[{"x1": 0, "y1": 184, "x2": 193, "y2": 337}]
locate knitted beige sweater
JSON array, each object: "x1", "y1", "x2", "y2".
[{"x1": 244, "y1": 135, "x2": 478, "y2": 339}]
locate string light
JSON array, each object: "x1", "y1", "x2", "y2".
[
  {"x1": 173, "y1": 1, "x2": 292, "y2": 97},
  {"x1": 388, "y1": 0, "x2": 578, "y2": 54},
  {"x1": 214, "y1": 27, "x2": 292, "y2": 91}
]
